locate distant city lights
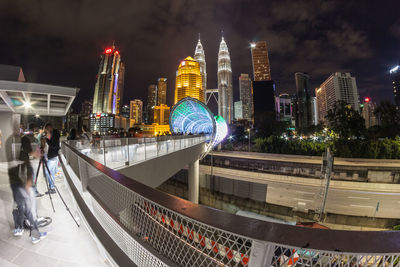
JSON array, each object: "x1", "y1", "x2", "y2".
[
  {"x1": 105, "y1": 48, "x2": 113, "y2": 54},
  {"x1": 250, "y1": 43, "x2": 256, "y2": 48},
  {"x1": 364, "y1": 97, "x2": 370, "y2": 102},
  {"x1": 390, "y1": 65, "x2": 399, "y2": 74}
]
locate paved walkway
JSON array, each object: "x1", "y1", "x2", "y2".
[{"x1": 0, "y1": 160, "x2": 111, "y2": 267}]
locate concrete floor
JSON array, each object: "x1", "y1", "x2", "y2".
[{"x1": 0, "y1": 160, "x2": 111, "y2": 267}]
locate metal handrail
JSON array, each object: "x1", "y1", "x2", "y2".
[{"x1": 61, "y1": 138, "x2": 400, "y2": 266}]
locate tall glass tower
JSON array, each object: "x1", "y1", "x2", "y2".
[
  {"x1": 250, "y1": 41, "x2": 271, "y2": 81},
  {"x1": 218, "y1": 36, "x2": 233, "y2": 123},
  {"x1": 239, "y1": 73, "x2": 253, "y2": 122},
  {"x1": 92, "y1": 44, "x2": 125, "y2": 115},
  {"x1": 390, "y1": 65, "x2": 400, "y2": 109},
  {"x1": 194, "y1": 35, "x2": 206, "y2": 100}
]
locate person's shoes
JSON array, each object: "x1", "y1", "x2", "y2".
[
  {"x1": 31, "y1": 232, "x2": 47, "y2": 244},
  {"x1": 13, "y1": 228, "x2": 24, "y2": 236},
  {"x1": 45, "y1": 188, "x2": 56, "y2": 194}
]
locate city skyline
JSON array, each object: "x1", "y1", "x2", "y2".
[{"x1": 1, "y1": 1, "x2": 399, "y2": 111}]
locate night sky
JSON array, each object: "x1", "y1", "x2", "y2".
[{"x1": 1, "y1": 0, "x2": 399, "y2": 111}]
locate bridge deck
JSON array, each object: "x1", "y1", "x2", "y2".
[{"x1": 0, "y1": 160, "x2": 110, "y2": 267}]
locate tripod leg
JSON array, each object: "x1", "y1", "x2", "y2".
[
  {"x1": 41, "y1": 159, "x2": 55, "y2": 213},
  {"x1": 43, "y1": 159, "x2": 80, "y2": 227},
  {"x1": 34, "y1": 161, "x2": 40, "y2": 187}
]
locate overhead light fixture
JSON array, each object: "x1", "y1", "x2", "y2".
[{"x1": 23, "y1": 101, "x2": 32, "y2": 108}]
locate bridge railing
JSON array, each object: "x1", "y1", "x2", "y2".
[
  {"x1": 65, "y1": 135, "x2": 207, "y2": 169},
  {"x1": 60, "y1": 138, "x2": 400, "y2": 267}
]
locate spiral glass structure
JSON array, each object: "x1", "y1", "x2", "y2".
[{"x1": 169, "y1": 97, "x2": 227, "y2": 148}]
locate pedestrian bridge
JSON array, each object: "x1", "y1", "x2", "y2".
[{"x1": 60, "y1": 136, "x2": 400, "y2": 266}]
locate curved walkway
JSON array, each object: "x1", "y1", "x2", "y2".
[{"x1": 0, "y1": 161, "x2": 111, "y2": 267}]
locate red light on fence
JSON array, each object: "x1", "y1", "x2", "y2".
[
  {"x1": 364, "y1": 97, "x2": 370, "y2": 102},
  {"x1": 105, "y1": 48, "x2": 112, "y2": 54}
]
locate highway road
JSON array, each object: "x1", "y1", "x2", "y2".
[{"x1": 200, "y1": 165, "x2": 400, "y2": 219}]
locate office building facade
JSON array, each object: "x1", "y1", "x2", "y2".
[
  {"x1": 316, "y1": 72, "x2": 360, "y2": 122},
  {"x1": 362, "y1": 97, "x2": 377, "y2": 128},
  {"x1": 310, "y1": 96, "x2": 318, "y2": 126},
  {"x1": 250, "y1": 41, "x2": 272, "y2": 81},
  {"x1": 275, "y1": 93, "x2": 293, "y2": 123},
  {"x1": 130, "y1": 99, "x2": 143, "y2": 125},
  {"x1": 294, "y1": 72, "x2": 312, "y2": 131},
  {"x1": 194, "y1": 37, "x2": 207, "y2": 100},
  {"x1": 390, "y1": 65, "x2": 400, "y2": 109},
  {"x1": 154, "y1": 104, "x2": 170, "y2": 125},
  {"x1": 147, "y1": 84, "x2": 157, "y2": 124},
  {"x1": 157, "y1": 78, "x2": 167, "y2": 106},
  {"x1": 175, "y1": 56, "x2": 203, "y2": 103},
  {"x1": 253, "y1": 80, "x2": 275, "y2": 125},
  {"x1": 121, "y1": 105, "x2": 130, "y2": 118},
  {"x1": 218, "y1": 36, "x2": 233, "y2": 123},
  {"x1": 234, "y1": 101, "x2": 243, "y2": 120},
  {"x1": 239, "y1": 73, "x2": 253, "y2": 123}
]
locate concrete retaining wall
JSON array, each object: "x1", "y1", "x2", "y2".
[
  {"x1": 158, "y1": 170, "x2": 400, "y2": 230},
  {"x1": 202, "y1": 153, "x2": 400, "y2": 184}
]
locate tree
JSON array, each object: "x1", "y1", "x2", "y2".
[
  {"x1": 325, "y1": 101, "x2": 366, "y2": 139},
  {"x1": 254, "y1": 111, "x2": 288, "y2": 138},
  {"x1": 374, "y1": 101, "x2": 400, "y2": 138}
]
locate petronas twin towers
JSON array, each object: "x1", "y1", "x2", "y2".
[{"x1": 193, "y1": 34, "x2": 233, "y2": 123}]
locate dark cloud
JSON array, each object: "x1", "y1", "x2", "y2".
[{"x1": 0, "y1": 0, "x2": 399, "y2": 110}]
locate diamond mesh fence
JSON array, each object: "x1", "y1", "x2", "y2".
[{"x1": 61, "y1": 139, "x2": 400, "y2": 267}]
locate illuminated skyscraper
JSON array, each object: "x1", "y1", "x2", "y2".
[
  {"x1": 154, "y1": 104, "x2": 170, "y2": 125},
  {"x1": 92, "y1": 44, "x2": 125, "y2": 115},
  {"x1": 390, "y1": 65, "x2": 400, "y2": 109},
  {"x1": 157, "y1": 78, "x2": 167, "y2": 105},
  {"x1": 147, "y1": 84, "x2": 157, "y2": 123},
  {"x1": 174, "y1": 56, "x2": 203, "y2": 103},
  {"x1": 194, "y1": 35, "x2": 207, "y2": 100},
  {"x1": 250, "y1": 41, "x2": 271, "y2": 81},
  {"x1": 218, "y1": 36, "x2": 233, "y2": 123},
  {"x1": 239, "y1": 73, "x2": 253, "y2": 122},
  {"x1": 130, "y1": 99, "x2": 143, "y2": 125}
]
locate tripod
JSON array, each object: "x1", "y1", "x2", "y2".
[{"x1": 34, "y1": 152, "x2": 80, "y2": 227}]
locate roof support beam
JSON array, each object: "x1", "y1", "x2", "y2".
[
  {"x1": 65, "y1": 96, "x2": 74, "y2": 115},
  {"x1": 0, "y1": 91, "x2": 15, "y2": 112},
  {"x1": 47, "y1": 94, "x2": 51, "y2": 114}
]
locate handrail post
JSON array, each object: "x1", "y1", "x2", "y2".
[
  {"x1": 103, "y1": 137, "x2": 106, "y2": 166},
  {"x1": 248, "y1": 241, "x2": 276, "y2": 267},
  {"x1": 126, "y1": 137, "x2": 129, "y2": 166}
]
